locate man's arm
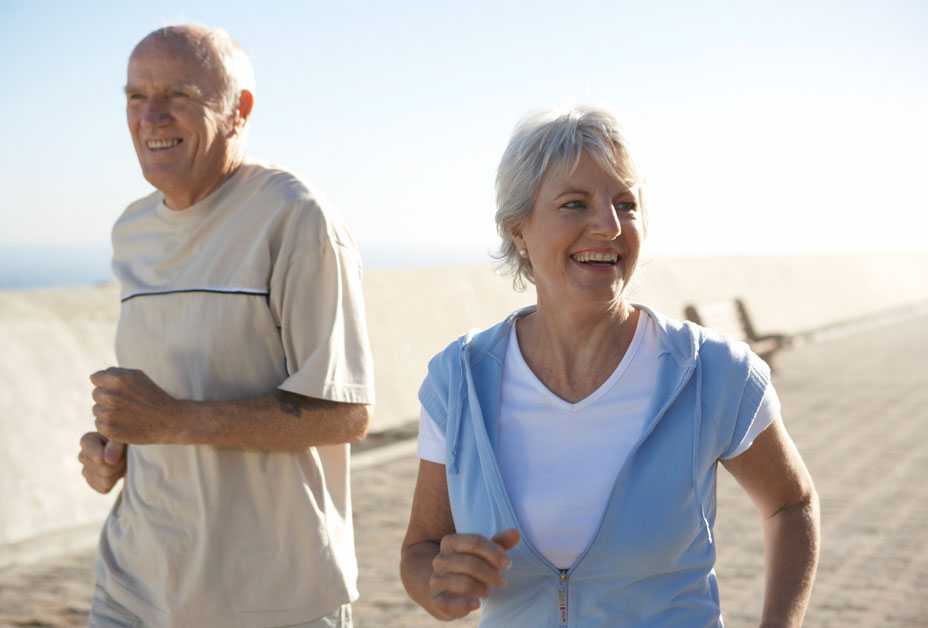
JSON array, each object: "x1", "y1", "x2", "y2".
[{"x1": 91, "y1": 367, "x2": 370, "y2": 451}]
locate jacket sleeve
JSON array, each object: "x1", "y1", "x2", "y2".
[
  {"x1": 719, "y1": 351, "x2": 771, "y2": 459},
  {"x1": 417, "y1": 338, "x2": 463, "y2": 434},
  {"x1": 698, "y1": 335, "x2": 772, "y2": 461}
]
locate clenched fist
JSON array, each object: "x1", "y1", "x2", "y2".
[
  {"x1": 91, "y1": 367, "x2": 187, "y2": 445},
  {"x1": 78, "y1": 432, "x2": 126, "y2": 494},
  {"x1": 429, "y1": 528, "x2": 521, "y2": 620}
]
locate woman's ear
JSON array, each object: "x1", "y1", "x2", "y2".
[{"x1": 511, "y1": 230, "x2": 526, "y2": 256}]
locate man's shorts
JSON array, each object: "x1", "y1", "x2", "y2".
[{"x1": 88, "y1": 585, "x2": 353, "y2": 628}]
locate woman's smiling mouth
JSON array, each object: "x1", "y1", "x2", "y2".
[{"x1": 571, "y1": 250, "x2": 620, "y2": 266}]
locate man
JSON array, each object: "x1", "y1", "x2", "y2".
[{"x1": 77, "y1": 24, "x2": 374, "y2": 628}]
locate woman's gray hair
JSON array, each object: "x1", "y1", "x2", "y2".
[
  {"x1": 494, "y1": 106, "x2": 644, "y2": 290},
  {"x1": 136, "y1": 24, "x2": 256, "y2": 116}
]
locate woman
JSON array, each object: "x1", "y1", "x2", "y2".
[{"x1": 400, "y1": 107, "x2": 820, "y2": 627}]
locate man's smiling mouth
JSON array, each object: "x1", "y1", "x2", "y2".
[{"x1": 146, "y1": 138, "x2": 182, "y2": 150}]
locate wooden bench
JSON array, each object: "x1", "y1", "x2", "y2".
[{"x1": 683, "y1": 298, "x2": 791, "y2": 367}]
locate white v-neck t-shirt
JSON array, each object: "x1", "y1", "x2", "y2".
[{"x1": 418, "y1": 310, "x2": 779, "y2": 569}]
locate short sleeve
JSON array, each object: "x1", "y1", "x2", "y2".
[
  {"x1": 717, "y1": 354, "x2": 770, "y2": 460},
  {"x1": 721, "y1": 382, "x2": 781, "y2": 459},
  {"x1": 418, "y1": 341, "x2": 460, "y2": 428},
  {"x1": 271, "y1": 209, "x2": 375, "y2": 404},
  {"x1": 417, "y1": 406, "x2": 448, "y2": 464}
]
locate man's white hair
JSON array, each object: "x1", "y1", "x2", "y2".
[{"x1": 134, "y1": 24, "x2": 255, "y2": 116}]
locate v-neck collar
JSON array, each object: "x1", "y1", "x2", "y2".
[{"x1": 508, "y1": 311, "x2": 646, "y2": 412}]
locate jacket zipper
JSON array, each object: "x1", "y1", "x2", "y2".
[
  {"x1": 550, "y1": 366, "x2": 694, "y2": 627},
  {"x1": 558, "y1": 569, "x2": 569, "y2": 626}
]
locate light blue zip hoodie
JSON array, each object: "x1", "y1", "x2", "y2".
[{"x1": 418, "y1": 305, "x2": 770, "y2": 627}]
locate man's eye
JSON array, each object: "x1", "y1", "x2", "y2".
[
  {"x1": 127, "y1": 93, "x2": 145, "y2": 101},
  {"x1": 172, "y1": 91, "x2": 190, "y2": 98}
]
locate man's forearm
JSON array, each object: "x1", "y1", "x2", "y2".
[
  {"x1": 175, "y1": 390, "x2": 370, "y2": 451},
  {"x1": 760, "y1": 492, "x2": 821, "y2": 627}
]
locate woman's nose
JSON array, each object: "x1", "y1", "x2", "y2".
[{"x1": 589, "y1": 199, "x2": 622, "y2": 239}]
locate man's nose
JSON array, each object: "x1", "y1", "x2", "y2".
[{"x1": 141, "y1": 97, "x2": 171, "y2": 125}]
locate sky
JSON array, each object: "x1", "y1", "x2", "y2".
[{"x1": 1, "y1": 0, "x2": 926, "y2": 260}]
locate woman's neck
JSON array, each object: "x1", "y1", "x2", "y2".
[{"x1": 516, "y1": 300, "x2": 640, "y2": 403}]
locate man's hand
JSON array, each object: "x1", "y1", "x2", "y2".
[
  {"x1": 91, "y1": 367, "x2": 185, "y2": 444},
  {"x1": 78, "y1": 432, "x2": 127, "y2": 494}
]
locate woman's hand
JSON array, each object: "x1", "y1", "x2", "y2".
[
  {"x1": 401, "y1": 460, "x2": 522, "y2": 621},
  {"x1": 428, "y1": 528, "x2": 521, "y2": 620}
]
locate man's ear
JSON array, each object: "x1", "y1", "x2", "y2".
[{"x1": 231, "y1": 89, "x2": 254, "y2": 134}]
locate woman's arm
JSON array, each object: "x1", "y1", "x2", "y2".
[
  {"x1": 721, "y1": 416, "x2": 820, "y2": 628},
  {"x1": 400, "y1": 459, "x2": 519, "y2": 621}
]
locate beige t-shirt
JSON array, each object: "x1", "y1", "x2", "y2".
[{"x1": 96, "y1": 163, "x2": 375, "y2": 628}]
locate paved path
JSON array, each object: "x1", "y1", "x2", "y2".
[{"x1": 2, "y1": 315, "x2": 927, "y2": 627}]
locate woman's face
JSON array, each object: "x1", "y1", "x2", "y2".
[{"x1": 515, "y1": 151, "x2": 642, "y2": 308}]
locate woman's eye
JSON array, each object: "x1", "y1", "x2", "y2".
[
  {"x1": 615, "y1": 201, "x2": 637, "y2": 212},
  {"x1": 562, "y1": 200, "x2": 586, "y2": 210}
]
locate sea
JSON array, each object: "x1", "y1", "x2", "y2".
[{"x1": 0, "y1": 242, "x2": 496, "y2": 290}]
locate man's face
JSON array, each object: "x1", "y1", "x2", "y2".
[{"x1": 125, "y1": 40, "x2": 237, "y2": 209}]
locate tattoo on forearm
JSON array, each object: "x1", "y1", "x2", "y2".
[{"x1": 274, "y1": 390, "x2": 307, "y2": 418}]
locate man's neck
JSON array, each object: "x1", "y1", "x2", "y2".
[{"x1": 162, "y1": 159, "x2": 244, "y2": 210}]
